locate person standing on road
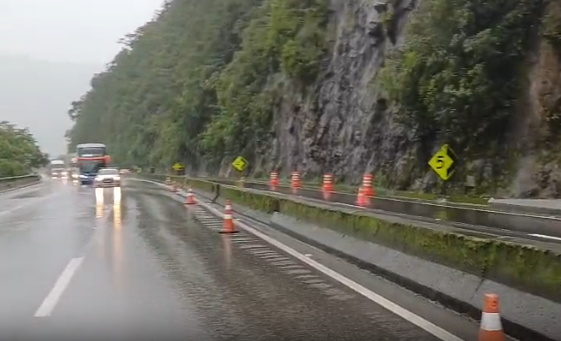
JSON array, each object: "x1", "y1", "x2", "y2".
[{"x1": 211, "y1": 183, "x2": 221, "y2": 203}]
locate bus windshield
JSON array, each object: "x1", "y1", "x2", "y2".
[{"x1": 78, "y1": 147, "x2": 105, "y2": 157}]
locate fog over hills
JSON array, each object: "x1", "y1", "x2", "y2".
[{"x1": 0, "y1": 54, "x2": 101, "y2": 156}]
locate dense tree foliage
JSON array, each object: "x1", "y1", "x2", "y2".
[
  {"x1": 379, "y1": 0, "x2": 546, "y2": 155},
  {"x1": 0, "y1": 121, "x2": 48, "y2": 177},
  {"x1": 67, "y1": 0, "x2": 554, "y2": 191},
  {"x1": 67, "y1": 0, "x2": 329, "y2": 169}
]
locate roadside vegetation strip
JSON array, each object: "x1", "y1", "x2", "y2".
[{"x1": 151, "y1": 174, "x2": 561, "y2": 303}]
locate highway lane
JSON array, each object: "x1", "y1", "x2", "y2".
[
  {"x1": 0, "y1": 177, "x2": 484, "y2": 341},
  {"x1": 0, "y1": 179, "x2": 98, "y2": 340}
]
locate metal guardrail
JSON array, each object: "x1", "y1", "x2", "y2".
[{"x1": 0, "y1": 174, "x2": 41, "y2": 192}]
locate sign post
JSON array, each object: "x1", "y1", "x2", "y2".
[
  {"x1": 428, "y1": 144, "x2": 458, "y2": 181},
  {"x1": 231, "y1": 156, "x2": 248, "y2": 187}
]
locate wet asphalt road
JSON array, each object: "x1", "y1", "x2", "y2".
[{"x1": 0, "y1": 178, "x2": 454, "y2": 341}]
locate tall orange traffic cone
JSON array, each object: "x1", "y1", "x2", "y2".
[
  {"x1": 478, "y1": 294, "x2": 505, "y2": 341},
  {"x1": 322, "y1": 174, "x2": 334, "y2": 200},
  {"x1": 270, "y1": 171, "x2": 279, "y2": 191},
  {"x1": 184, "y1": 188, "x2": 196, "y2": 205},
  {"x1": 219, "y1": 200, "x2": 238, "y2": 234},
  {"x1": 291, "y1": 171, "x2": 300, "y2": 194},
  {"x1": 356, "y1": 187, "x2": 368, "y2": 207}
]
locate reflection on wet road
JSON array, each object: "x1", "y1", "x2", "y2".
[{"x1": 0, "y1": 179, "x2": 468, "y2": 341}]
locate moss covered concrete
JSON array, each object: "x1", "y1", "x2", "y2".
[{"x1": 147, "y1": 174, "x2": 561, "y2": 303}]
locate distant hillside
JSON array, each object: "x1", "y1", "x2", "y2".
[{"x1": 0, "y1": 54, "x2": 101, "y2": 156}]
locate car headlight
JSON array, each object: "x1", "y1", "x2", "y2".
[
  {"x1": 79, "y1": 174, "x2": 87, "y2": 179},
  {"x1": 115, "y1": 176, "x2": 120, "y2": 181}
]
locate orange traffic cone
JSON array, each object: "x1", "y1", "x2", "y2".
[
  {"x1": 478, "y1": 294, "x2": 505, "y2": 341},
  {"x1": 356, "y1": 187, "x2": 368, "y2": 207},
  {"x1": 219, "y1": 200, "x2": 238, "y2": 234},
  {"x1": 184, "y1": 188, "x2": 196, "y2": 205}
]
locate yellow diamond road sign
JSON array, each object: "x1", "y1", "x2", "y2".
[
  {"x1": 172, "y1": 162, "x2": 184, "y2": 171},
  {"x1": 232, "y1": 156, "x2": 248, "y2": 172},
  {"x1": 428, "y1": 144, "x2": 457, "y2": 181}
]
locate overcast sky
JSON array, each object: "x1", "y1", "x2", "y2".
[
  {"x1": 0, "y1": 0, "x2": 165, "y2": 156},
  {"x1": 0, "y1": 0, "x2": 164, "y2": 64}
]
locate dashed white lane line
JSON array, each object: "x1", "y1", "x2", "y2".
[{"x1": 34, "y1": 257, "x2": 85, "y2": 317}]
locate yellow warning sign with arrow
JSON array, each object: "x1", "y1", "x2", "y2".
[
  {"x1": 172, "y1": 162, "x2": 184, "y2": 171},
  {"x1": 232, "y1": 156, "x2": 248, "y2": 172},
  {"x1": 428, "y1": 144, "x2": 457, "y2": 181}
]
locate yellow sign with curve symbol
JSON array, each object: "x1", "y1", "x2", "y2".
[
  {"x1": 232, "y1": 156, "x2": 248, "y2": 172},
  {"x1": 172, "y1": 162, "x2": 184, "y2": 171},
  {"x1": 428, "y1": 144, "x2": 457, "y2": 181}
]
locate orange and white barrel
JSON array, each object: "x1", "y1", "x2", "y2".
[
  {"x1": 478, "y1": 293, "x2": 505, "y2": 341},
  {"x1": 291, "y1": 171, "x2": 300, "y2": 194},
  {"x1": 270, "y1": 171, "x2": 279, "y2": 190},
  {"x1": 362, "y1": 174, "x2": 374, "y2": 197}
]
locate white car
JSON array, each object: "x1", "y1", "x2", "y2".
[{"x1": 94, "y1": 168, "x2": 121, "y2": 188}]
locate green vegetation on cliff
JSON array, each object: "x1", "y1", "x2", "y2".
[
  {"x1": 67, "y1": 0, "x2": 329, "y2": 168},
  {"x1": 0, "y1": 121, "x2": 48, "y2": 176},
  {"x1": 378, "y1": 0, "x2": 547, "y2": 190},
  {"x1": 68, "y1": 0, "x2": 558, "y2": 194}
]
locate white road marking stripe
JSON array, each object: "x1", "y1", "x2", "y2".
[
  {"x1": 34, "y1": 257, "x2": 84, "y2": 317},
  {"x1": 528, "y1": 233, "x2": 561, "y2": 241}
]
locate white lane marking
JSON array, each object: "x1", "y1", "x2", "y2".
[
  {"x1": 195, "y1": 199, "x2": 464, "y2": 341},
  {"x1": 528, "y1": 233, "x2": 561, "y2": 241},
  {"x1": 34, "y1": 257, "x2": 84, "y2": 317}
]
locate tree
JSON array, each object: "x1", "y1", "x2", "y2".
[
  {"x1": 0, "y1": 121, "x2": 48, "y2": 176},
  {"x1": 66, "y1": 0, "x2": 329, "y2": 170}
]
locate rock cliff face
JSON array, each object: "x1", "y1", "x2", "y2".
[
  {"x1": 67, "y1": 0, "x2": 560, "y2": 198},
  {"x1": 217, "y1": 0, "x2": 561, "y2": 198}
]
